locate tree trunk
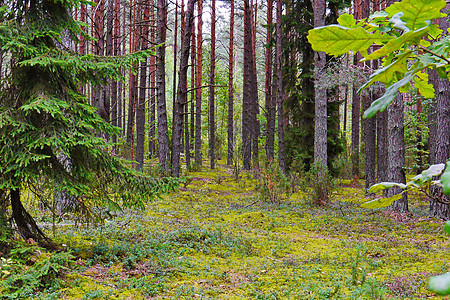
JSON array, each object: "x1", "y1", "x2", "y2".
[
  {"x1": 386, "y1": 93, "x2": 408, "y2": 212},
  {"x1": 265, "y1": 0, "x2": 274, "y2": 161},
  {"x1": 275, "y1": 0, "x2": 285, "y2": 172},
  {"x1": 242, "y1": 0, "x2": 252, "y2": 170},
  {"x1": 194, "y1": 0, "x2": 203, "y2": 166},
  {"x1": 429, "y1": 9, "x2": 450, "y2": 219},
  {"x1": 136, "y1": 0, "x2": 150, "y2": 170},
  {"x1": 156, "y1": 0, "x2": 169, "y2": 173},
  {"x1": 126, "y1": 0, "x2": 138, "y2": 158},
  {"x1": 149, "y1": 0, "x2": 156, "y2": 157},
  {"x1": 10, "y1": 188, "x2": 57, "y2": 250},
  {"x1": 190, "y1": 21, "x2": 196, "y2": 146},
  {"x1": 313, "y1": 0, "x2": 327, "y2": 168},
  {"x1": 250, "y1": 1, "x2": 260, "y2": 169},
  {"x1": 172, "y1": 0, "x2": 195, "y2": 177},
  {"x1": 208, "y1": 0, "x2": 216, "y2": 169},
  {"x1": 227, "y1": 0, "x2": 235, "y2": 166},
  {"x1": 111, "y1": 0, "x2": 120, "y2": 146}
]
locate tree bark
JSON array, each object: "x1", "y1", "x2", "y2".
[
  {"x1": 208, "y1": 0, "x2": 216, "y2": 169},
  {"x1": 172, "y1": 0, "x2": 195, "y2": 177},
  {"x1": 429, "y1": 8, "x2": 450, "y2": 219},
  {"x1": 194, "y1": 0, "x2": 203, "y2": 166},
  {"x1": 275, "y1": 0, "x2": 285, "y2": 171},
  {"x1": 156, "y1": 0, "x2": 169, "y2": 173},
  {"x1": 227, "y1": 0, "x2": 235, "y2": 166},
  {"x1": 242, "y1": 0, "x2": 253, "y2": 170},
  {"x1": 11, "y1": 188, "x2": 57, "y2": 250},
  {"x1": 149, "y1": 0, "x2": 156, "y2": 157},
  {"x1": 313, "y1": 0, "x2": 327, "y2": 168},
  {"x1": 136, "y1": 0, "x2": 150, "y2": 170},
  {"x1": 386, "y1": 93, "x2": 408, "y2": 212},
  {"x1": 265, "y1": 0, "x2": 274, "y2": 161}
]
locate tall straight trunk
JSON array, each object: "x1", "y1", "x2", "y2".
[
  {"x1": 172, "y1": 0, "x2": 178, "y2": 134},
  {"x1": 351, "y1": 2, "x2": 361, "y2": 179},
  {"x1": 429, "y1": 11, "x2": 450, "y2": 219},
  {"x1": 227, "y1": 0, "x2": 235, "y2": 166},
  {"x1": 361, "y1": 0, "x2": 375, "y2": 192},
  {"x1": 242, "y1": 0, "x2": 253, "y2": 170},
  {"x1": 190, "y1": 22, "x2": 196, "y2": 145},
  {"x1": 208, "y1": 0, "x2": 216, "y2": 169},
  {"x1": 156, "y1": 0, "x2": 169, "y2": 173},
  {"x1": 351, "y1": 82, "x2": 360, "y2": 178},
  {"x1": 136, "y1": 0, "x2": 150, "y2": 170},
  {"x1": 250, "y1": 1, "x2": 259, "y2": 168},
  {"x1": 172, "y1": 0, "x2": 195, "y2": 177},
  {"x1": 265, "y1": 0, "x2": 274, "y2": 160},
  {"x1": 386, "y1": 93, "x2": 408, "y2": 212},
  {"x1": 194, "y1": 0, "x2": 203, "y2": 166},
  {"x1": 416, "y1": 98, "x2": 424, "y2": 173},
  {"x1": 111, "y1": 0, "x2": 120, "y2": 146},
  {"x1": 126, "y1": 0, "x2": 139, "y2": 157},
  {"x1": 149, "y1": 0, "x2": 156, "y2": 156},
  {"x1": 376, "y1": 110, "x2": 388, "y2": 183},
  {"x1": 275, "y1": 0, "x2": 285, "y2": 171},
  {"x1": 79, "y1": 4, "x2": 87, "y2": 94},
  {"x1": 313, "y1": 0, "x2": 327, "y2": 169},
  {"x1": 186, "y1": 16, "x2": 195, "y2": 168},
  {"x1": 92, "y1": 0, "x2": 108, "y2": 124}
]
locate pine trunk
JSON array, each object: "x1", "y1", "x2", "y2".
[
  {"x1": 387, "y1": 93, "x2": 408, "y2": 212},
  {"x1": 172, "y1": 0, "x2": 195, "y2": 177},
  {"x1": 209, "y1": 0, "x2": 216, "y2": 169},
  {"x1": 194, "y1": 0, "x2": 203, "y2": 166},
  {"x1": 275, "y1": 0, "x2": 285, "y2": 171},
  {"x1": 265, "y1": 0, "x2": 274, "y2": 161},
  {"x1": 313, "y1": 0, "x2": 327, "y2": 168},
  {"x1": 136, "y1": 0, "x2": 150, "y2": 170},
  {"x1": 227, "y1": 0, "x2": 235, "y2": 166},
  {"x1": 242, "y1": 0, "x2": 252, "y2": 170},
  {"x1": 156, "y1": 0, "x2": 169, "y2": 173}
]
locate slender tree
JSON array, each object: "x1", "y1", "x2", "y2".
[
  {"x1": 149, "y1": 0, "x2": 156, "y2": 156},
  {"x1": 351, "y1": 0, "x2": 361, "y2": 179},
  {"x1": 429, "y1": 8, "x2": 450, "y2": 219},
  {"x1": 156, "y1": 0, "x2": 170, "y2": 173},
  {"x1": 227, "y1": 0, "x2": 235, "y2": 166},
  {"x1": 242, "y1": 0, "x2": 253, "y2": 170},
  {"x1": 275, "y1": 0, "x2": 285, "y2": 171},
  {"x1": 195, "y1": 0, "x2": 203, "y2": 166},
  {"x1": 136, "y1": 0, "x2": 150, "y2": 170},
  {"x1": 172, "y1": 0, "x2": 195, "y2": 177},
  {"x1": 209, "y1": 0, "x2": 216, "y2": 169},
  {"x1": 386, "y1": 93, "x2": 408, "y2": 212},
  {"x1": 265, "y1": 0, "x2": 275, "y2": 160}
]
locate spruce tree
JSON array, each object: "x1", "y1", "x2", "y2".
[{"x1": 0, "y1": 0, "x2": 170, "y2": 249}]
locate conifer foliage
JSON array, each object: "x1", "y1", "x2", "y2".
[{"x1": 0, "y1": 0, "x2": 172, "y2": 249}]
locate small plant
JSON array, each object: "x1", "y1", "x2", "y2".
[
  {"x1": 300, "y1": 163, "x2": 336, "y2": 205},
  {"x1": 256, "y1": 159, "x2": 291, "y2": 204}
]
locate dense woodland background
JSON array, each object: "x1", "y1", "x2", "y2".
[{"x1": 56, "y1": 0, "x2": 449, "y2": 219}]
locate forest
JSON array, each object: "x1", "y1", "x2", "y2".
[{"x1": 0, "y1": 0, "x2": 449, "y2": 298}]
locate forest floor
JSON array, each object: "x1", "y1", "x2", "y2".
[{"x1": 1, "y1": 161, "x2": 449, "y2": 299}]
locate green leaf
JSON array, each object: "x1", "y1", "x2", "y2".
[
  {"x1": 361, "y1": 193, "x2": 403, "y2": 209},
  {"x1": 385, "y1": 0, "x2": 446, "y2": 30},
  {"x1": 429, "y1": 272, "x2": 450, "y2": 295},
  {"x1": 337, "y1": 13, "x2": 357, "y2": 28},
  {"x1": 414, "y1": 71, "x2": 435, "y2": 98},
  {"x1": 307, "y1": 25, "x2": 393, "y2": 57},
  {"x1": 368, "y1": 182, "x2": 407, "y2": 193},
  {"x1": 440, "y1": 162, "x2": 450, "y2": 195},
  {"x1": 363, "y1": 69, "x2": 418, "y2": 118},
  {"x1": 360, "y1": 51, "x2": 410, "y2": 89},
  {"x1": 363, "y1": 27, "x2": 430, "y2": 60}
]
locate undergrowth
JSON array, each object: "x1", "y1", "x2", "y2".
[{"x1": 1, "y1": 161, "x2": 448, "y2": 299}]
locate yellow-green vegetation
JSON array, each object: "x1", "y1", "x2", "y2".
[{"x1": 1, "y1": 163, "x2": 449, "y2": 299}]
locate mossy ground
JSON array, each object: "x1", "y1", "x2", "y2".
[{"x1": 3, "y1": 161, "x2": 449, "y2": 299}]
